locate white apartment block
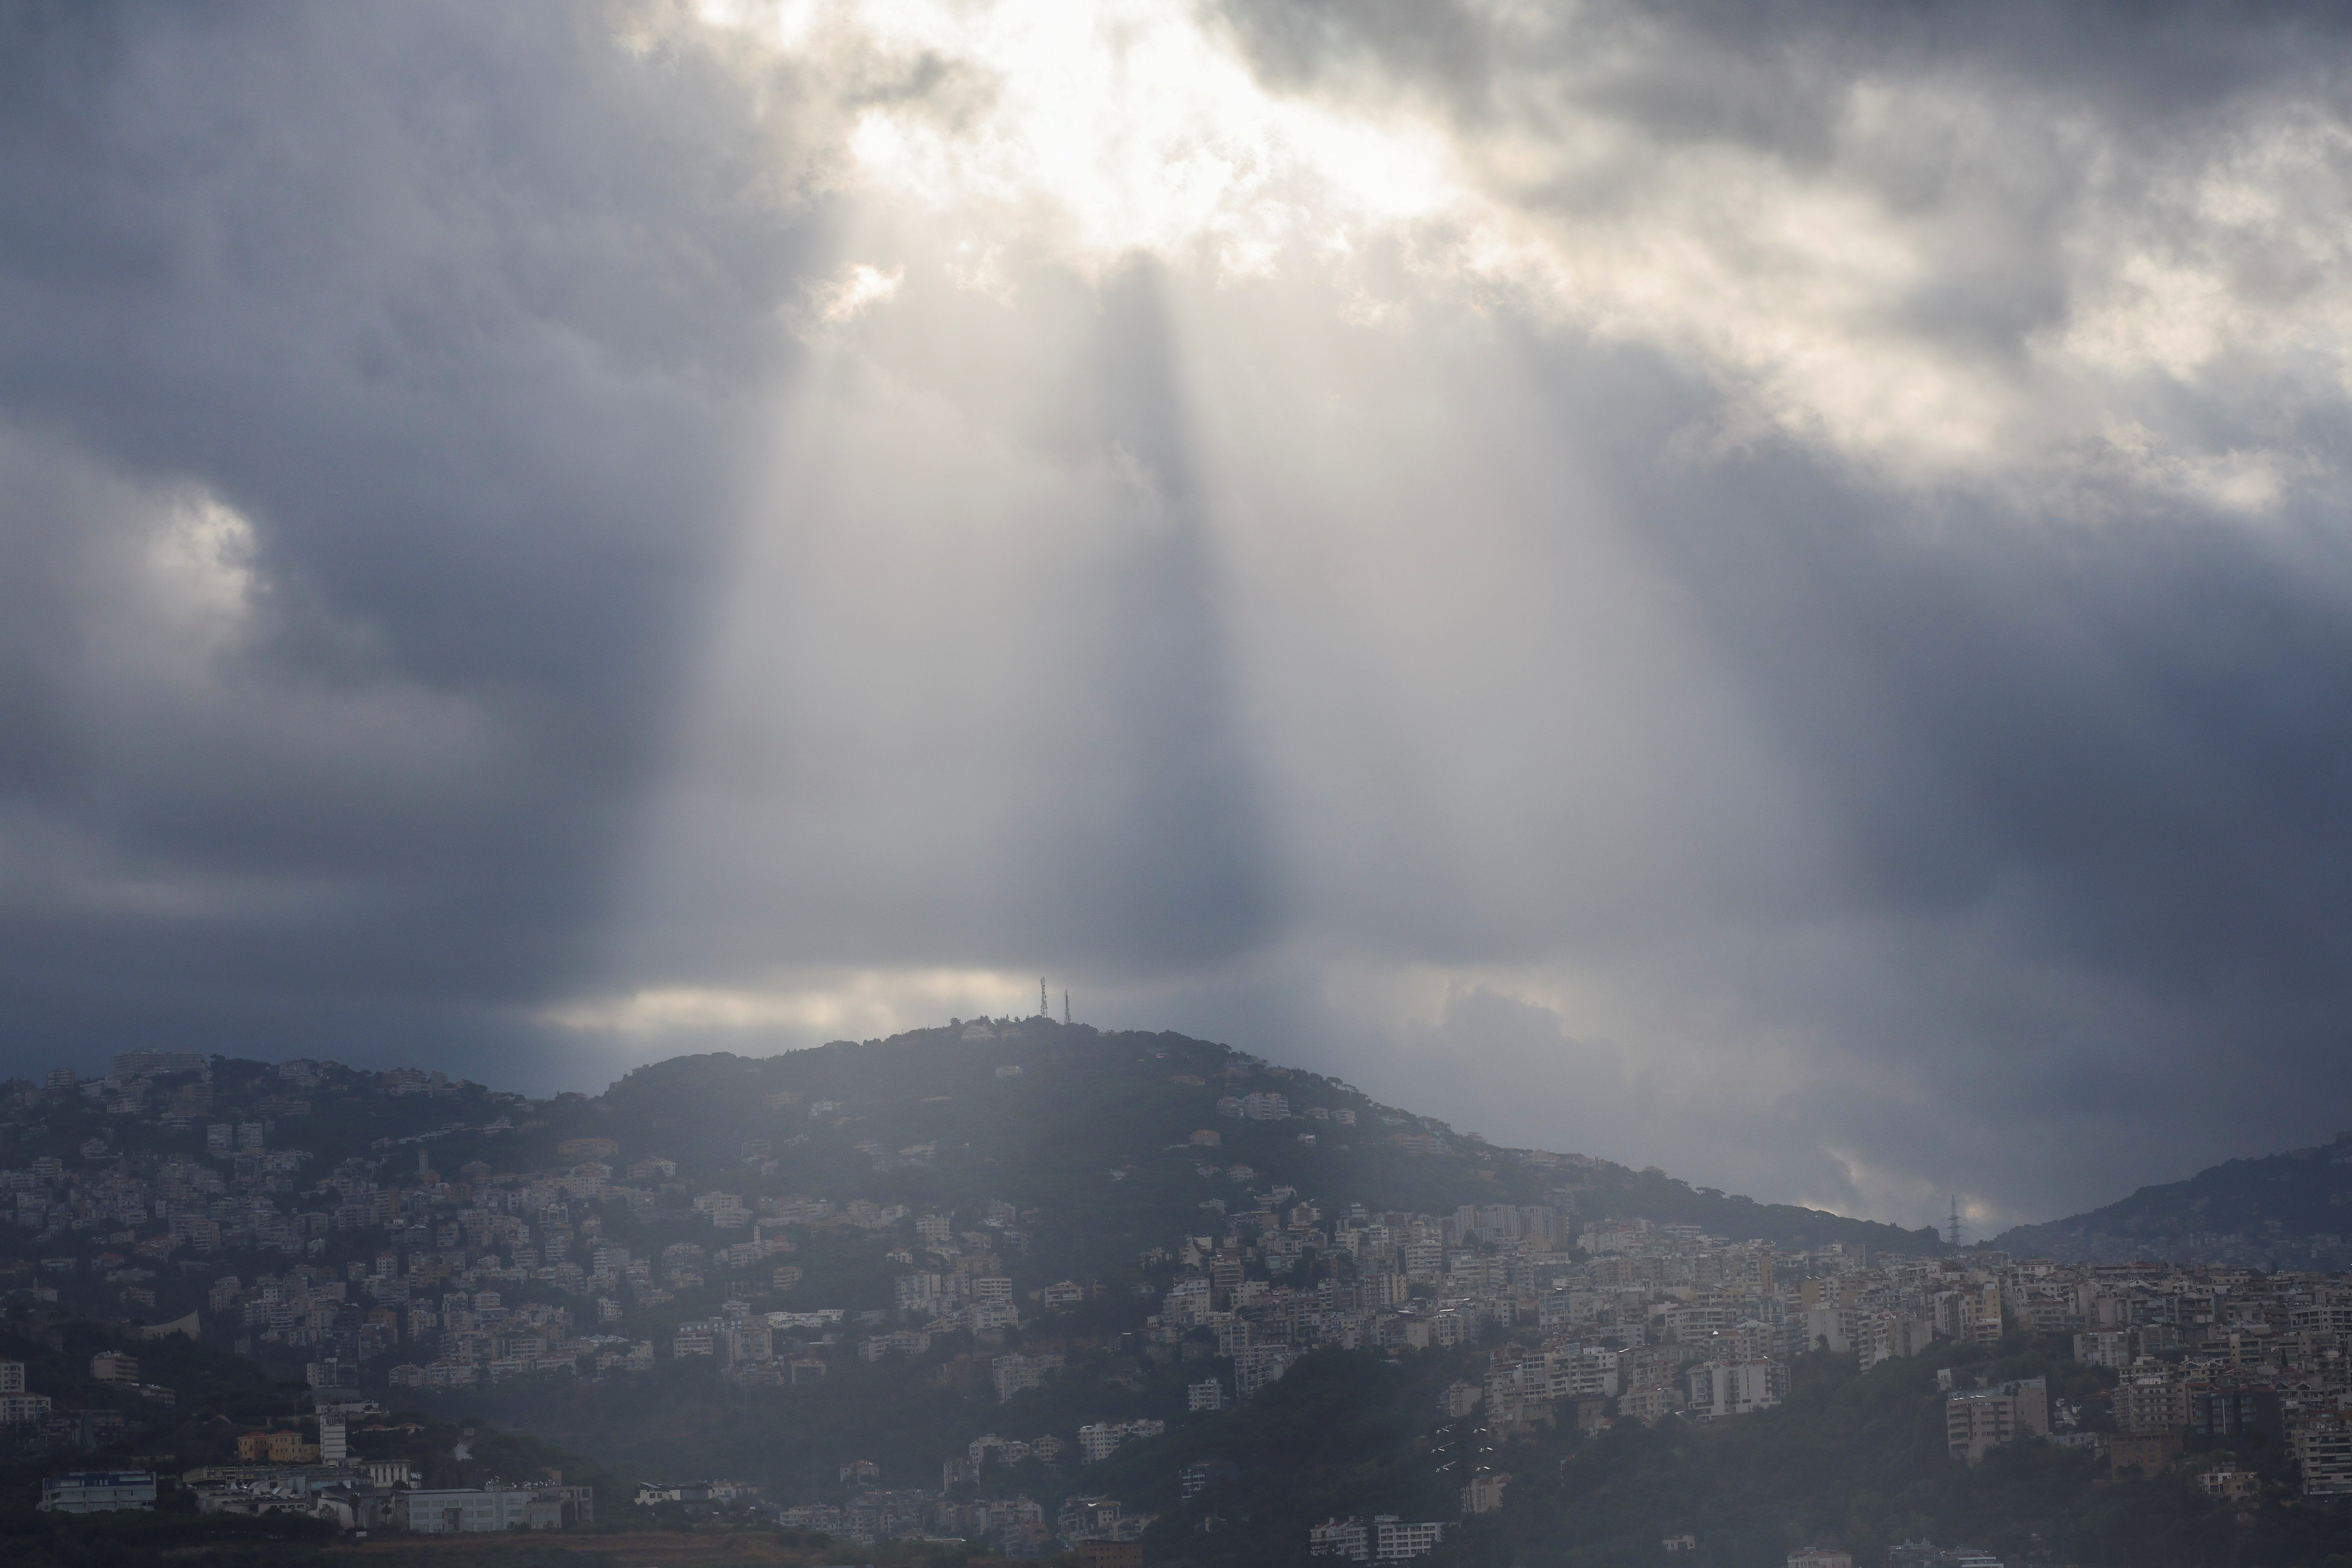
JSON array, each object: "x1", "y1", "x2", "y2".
[
  {"x1": 403, "y1": 1484, "x2": 593, "y2": 1532},
  {"x1": 1376, "y1": 1518, "x2": 1448, "y2": 1560},
  {"x1": 1308, "y1": 1515, "x2": 1448, "y2": 1563},
  {"x1": 1310, "y1": 1518, "x2": 1370, "y2": 1560},
  {"x1": 1946, "y1": 1378, "x2": 2049, "y2": 1463},
  {"x1": 2296, "y1": 1413, "x2": 2352, "y2": 1496},
  {"x1": 1687, "y1": 1360, "x2": 1788, "y2": 1420},
  {"x1": 1078, "y1": 1418, "x2": 1167, "y2": 1463}
]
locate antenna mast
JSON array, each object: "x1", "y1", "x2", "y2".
[
  {"x1": 1063, "y1": 990, "x2": 1071, "y2": 1026},
  {"x1": 1946, "y1": 1195, "x2": 1966, "y2": 1249},
  {"x1": 1040, "y1": 977, "x2": 1048, "y2": 1019}
]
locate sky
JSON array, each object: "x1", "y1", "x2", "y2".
[{"x1": 5, "y1": 0, "x2": 2352, "y2": 1233}]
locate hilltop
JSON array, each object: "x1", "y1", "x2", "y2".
[
  {"x1": 0, "y1": 1018, "x2": 1935, "y2": 1485},
  {"x1": 1989, "y1": 1132, "x2": 2352, "y2": 1269},
  {"x1": 563, "y1": 1019, "x2": 1943, "y2": 1271},
  {"x1": 0, "y1": 1017, "x2": 1940, "y2": 1358}
]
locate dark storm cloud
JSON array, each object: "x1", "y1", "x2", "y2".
[
  {"x1": 1217, "y1": 0, "x2": 2352, "y2": 394},
  {"x1": 946, "y1": 0, "x2": 2332, "y2": 1226},
  {"x1": 8, "y1": 0, "x2": 2352, "y2": 1231},
  {"x1": 1551, "y1": 340, "x2": 2352, "y2": 1210},
  {"x1": 0, "y1": 1, "x2": 830, "y2": 1078},
  {"x1": 1217, "y1": 0, "x2": 2352, "y2": 129}
]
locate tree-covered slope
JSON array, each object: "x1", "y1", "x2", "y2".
[
  {"x1": 1992, "y1": 1132, "x2": 2352, "y2": 1267},
  {"x1": 1110, "y1": 1334, "x2": 2327, "y2": 1568},
  {"x1": 526, "y1": 1020, "x2": 1941, "y2": 1288}
]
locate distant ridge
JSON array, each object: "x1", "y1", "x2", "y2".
[{"x1": 1989, "y1": 1130, "x2": 2352, "y2": 1269}]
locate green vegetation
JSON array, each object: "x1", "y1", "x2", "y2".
[
  {"x1": 1109, "y1": 1334, "x2": 2332, "y2": 1568},
  {"x1": 0, "y1": 1501, "x2": 339, "y2": 1568}
]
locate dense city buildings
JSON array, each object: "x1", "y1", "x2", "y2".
[{"x1": 6, "y1": 1033, "x2": 2352, "y2": 1552}]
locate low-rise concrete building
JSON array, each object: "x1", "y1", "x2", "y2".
[
  {"x1": 402, "y1": 1482, "x2": 593, "y2": 1532},
  {"x1": 40, "y1": 1471, "x2": 157, "y2": 1513}
]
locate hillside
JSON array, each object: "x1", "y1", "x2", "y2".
[
  {"x1": 560, "y1": 1020, "x2": 1943, "y2": 1272},
  {"x1": 0, "y1": 1021, "x2": 1932, "y2": 1471},
  {"x1": 1989, "y1": 1132, "x2": 2352, "y2": 1269},
  {"x1": 1, "y1": 1020, "x2": 2343, "y2": 1567},
  {"x1": 0, "y1": 1330, "x2": 620, "y2": 1568},
  {"x1": 434, "y1": 1019, "x2": 1941, "y2": 1485},
  {"x1": 1095, "y1": 1333, "x2": 2339, "y2": 1568}
]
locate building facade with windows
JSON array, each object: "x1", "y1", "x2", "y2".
[
  {"x1": 402, "y1": 1483, "x2": 593, "y2": 1532},
  {"x1": 1946, "y1": 1378, "x2": 2048, "y2": 1463},
  {"x1": 39, "y1": 1472, "x2": 157, "y2": 1513}
]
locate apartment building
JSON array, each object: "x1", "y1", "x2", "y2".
[
  {"x1": 402, "y1": 1482, "x2": 594, "y2": 1532},
  {"x1": 2294, "y1": 1412, "x2": 2352, "y2": 1496},
  {"x1": 1946, "y1": 1377, "x2": 2049, "y2": 1463},
  {"x1": 1687, "y1": 1360, "x2": 1788, "y2": 1420}
]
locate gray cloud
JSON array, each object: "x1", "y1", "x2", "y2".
[
  {"x1": 6, "y1": 0, "x2": 2352, "y2": 1231},
  {"x1": 0, "y1": 1, "x2": 830, "y2": 1074},
  {"x1": 1217, "y1": 0, "x2": 2352, "y2": 128}
]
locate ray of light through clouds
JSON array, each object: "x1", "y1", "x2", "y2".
[{"x1": 9, "y1": 0, "x2": 2352, "y2": 1231}]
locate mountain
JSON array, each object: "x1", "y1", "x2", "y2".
[
  {"x1": 1989, "y1": 1131, "x2": 2352, "y2": 1269},
  {"x1": 30, "y1": 1019, "x2": 2334, "y2": 1568},
  {"x1": 0, "y1": 1024, "x2": 1932, "y2": 1466},
  {"x1": 567, "y1": 1019, "x2": 1944, "y2": 1271},
  {"x1": 415, "y1": 1021, "x2": 1938, "y2": 1486}
]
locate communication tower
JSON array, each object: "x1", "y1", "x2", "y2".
[{"x1": 1946, "y1": 1196, "x2": 1967, "y2": 1249}]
